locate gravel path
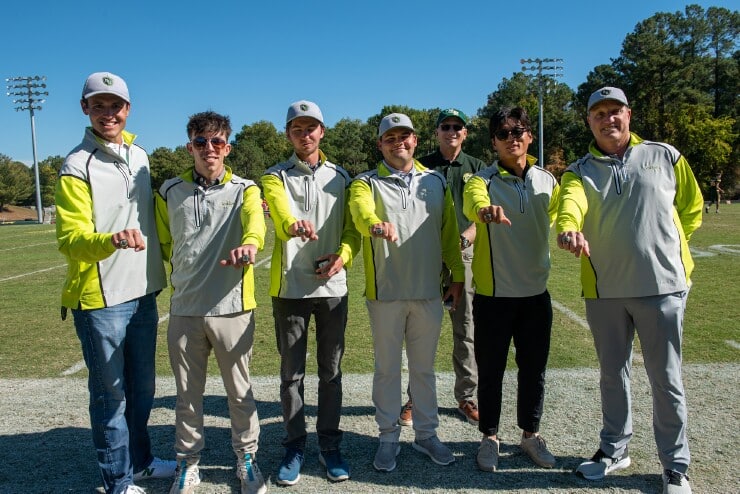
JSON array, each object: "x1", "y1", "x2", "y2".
[{"x1": 1, "y1": 363, "x2": 737, "y2": 493}]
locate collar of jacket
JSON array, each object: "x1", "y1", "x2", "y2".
[
  {"x1": 588, "y1": 132, "x2": 643, "y2": 158},
  {"x1": 376, "y1": 159, "x2": 428, "y2": 177},
  {"x1": 494, "y1": 154, "x2": 537, "y2": 178},
  {"x1": 288, "y1": 149, "x2": 327, "y2": 171},
  {"x1": 181, "y1": 165, "x2": 233, "y2": 184}
]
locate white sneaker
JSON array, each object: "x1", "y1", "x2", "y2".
[
  {"x1": 169, "y1": 461, "x2": 201, "y2": 494},
  {"x1": 576, "y1": 448, "x2": 631, "y2": 480},
  {"x1": 135, "y1": 457, "x2": 177, "y2": 480},
  {"x1": 123, "y1": 486, "x2": 147, "y2": 494}
]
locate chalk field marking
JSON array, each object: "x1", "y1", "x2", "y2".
[
  {"x1": 0, "y1": 241, "x2": 56, "y2": 252},
  {"x1": 0, "y1": 264, "x2": 66, "y2": 283},
  {"x1": 0, "y1": 229, "x2": 55, "y2": 240},
  {"x1": 61, "y1": 315, "x2": 171, "y2": 376},
  {"x1": 726, "y1": 340, "x2": 740, "y2": 351},
  {"x1": 551, "y1": 299, "x2": 590, "y2": 330}
]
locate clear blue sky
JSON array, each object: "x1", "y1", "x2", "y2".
[{"x1": 2, "y1": 0, "x2": 735, "y2": 164}]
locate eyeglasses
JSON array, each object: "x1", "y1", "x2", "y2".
[
  {"x1": 191, "y1": 136, "x2": 227, "y2": 150},
  {"x1": 439, "y1": 124, "x2": 464, "y2": 132},
  {"x1": 494, "y1": 127, "x2": 527, "y2": 141}
]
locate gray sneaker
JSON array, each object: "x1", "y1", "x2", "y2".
[
  {"x1": 662, "y1": 469, "x2": 692, "y2": 494},
  {"x1": 520, "y1": 433, "x2": 556, "y2": 468},
  {"x1": 576, "y1": 448, "x2": 631, "y2": 480},
  {"x1": 412, "y1": 436, "x2": 455, "y2": 466},
  {"x1": 236, "y1": 452, "x2": 266, "y2": 494},
  {"x1": 373, "y1": 441, "x2": 401, "y2": 472},
  {"x1": 477, "y1": 437, "x2": 499, "y2": 472}
]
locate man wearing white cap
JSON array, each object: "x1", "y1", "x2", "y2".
[
  {"x1": 557, "y1": 87, "x2": 702, "y2": 494},
  {"x1": 55, "y1": 72, "x2": 175, "y2": 493},
  {"x1": 261, "y1": 100, "x2": 360, "y2": 485},
  {"x1": 349, "y1": 113, "x2": 464, "y2": 472}
]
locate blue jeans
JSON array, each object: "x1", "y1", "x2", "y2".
[{"x1": 73, "y1": 293, "x2": 158, "y2": 494}]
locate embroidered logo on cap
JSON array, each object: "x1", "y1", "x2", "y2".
[
  {"x1": 103, "y1": 76, "x2": 113, "y2": 86},
  {"x1": 391, "y1": 116, "x2": 400, "y2": 123},
  {"x1": 300, "y1": 103, "x2": 308, "y2": 111},
  {"x1": 600, "y1": 89, "x2": 611, "y2": 96}
]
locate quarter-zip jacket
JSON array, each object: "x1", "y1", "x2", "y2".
[
  {"x1": 350, "y1": 160, "x2": 464, "y2": 301},
  {"x1": 464, "y1": 156, "x2": 559, "y2": 297},
  {"x1": 155, "y1": 166, "x2": 265, "y2": 316},
  {"x1": 261, "y1": 151, "x2": 360, "y2": 299},
  {"x1": 55, "y1": 128, "x2": 166, "y2": 309},
  {"x1": 557, "y1": 133, "x2": 703, "y2": 298}
]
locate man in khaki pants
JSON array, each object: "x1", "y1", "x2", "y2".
[{"x1": 155, "y1": 111, "x2": 267, "y2": 494}]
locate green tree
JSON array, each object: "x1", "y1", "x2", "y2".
[
  {"x1": 37, "y1": 155, "x2": 64, "y2": 207},
  {"x1": 321, "y1": 118, "x2": 371, "y2": 176},
  {"x1": 229, "y1": 121, "x2": 292, "y2": 181},
  {"x1": 668, "y1": 104, "x2": 736, "y2": 187},
  {"x1": 0, "y1": 157, "x2": 33, "y2": 210},
  {"x1": 149, "y1": 146, "x2": 192, "y2": 190}
]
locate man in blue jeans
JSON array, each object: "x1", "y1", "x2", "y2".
[{"x1": 55, "y1": 71, "x2": 176, "y2": 494}]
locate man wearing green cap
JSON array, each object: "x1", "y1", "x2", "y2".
[{"x1": 398, "y1": 108, "x2": 486, "y2": 429}]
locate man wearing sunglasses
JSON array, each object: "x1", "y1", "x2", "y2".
[
  {"x1": 557, "y1": 87, "x2": 702, "y2": 494},
  {"x1": 154, "y1": 111, "x2": 267, "y2": 494},
  {"x1": 261, "y1": 100, "x2": 360, "y2": 486},
  {"x1": 55, "y1": 72, "x2": 175, "y2": 494},
  {"x1": 396, "y1": 108, "x2": 486, "y2": 430},
  {"x1": 463, "y1": 107, "x2": 559, "y2": 472},
  {"x1": 350, "y1": 113, "x2": 464, "y2": 472}
]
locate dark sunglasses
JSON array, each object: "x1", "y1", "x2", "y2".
[
  {"x1": 191, "y1": 136, "x2": 227, "y2": 150},
  {"x1": 494, "y1": 127, "x2": 527, "y2": 141},
  {"x1": 439, "y1": 124, "x2": 464, "y2": 132}
]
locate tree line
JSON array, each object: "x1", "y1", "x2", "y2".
[{"x1": 1, "y1": 5, "x2": 737, "y2": 211}]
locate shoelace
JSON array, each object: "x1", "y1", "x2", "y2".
[
  {"x1": 665, "y1": 470, "x2": 688, "y2": 486},
  {"x1": 238, "y1": 454, "x2": 261, "y2": 482}
]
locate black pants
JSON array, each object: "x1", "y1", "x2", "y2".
[{"x1": 473, "y1": 290, "x2": 552, "y2": 437}]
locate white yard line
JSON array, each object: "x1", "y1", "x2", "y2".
[
  {"x1": 551, "y1": 299, "x2": 590, "y2": 330},
  {"x1": 0, "y1": 241, "x2": 56, "y2": 252},
  {"x1": 725, "y1": 340, "x2": 740, "y2": 351},
  {"x1": 0, "y1": 264, "x2": 66, "y2": 283}
]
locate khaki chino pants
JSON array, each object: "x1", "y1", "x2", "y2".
[{"x1": 168, "y1": 311, "x2": 260, "y2": 461}]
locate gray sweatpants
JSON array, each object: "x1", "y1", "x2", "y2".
[{"x1": 585, "y1": 291, "x2": 690, "y2": 474}]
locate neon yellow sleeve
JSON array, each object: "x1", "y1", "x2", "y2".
[
  {"x1": 261, "y1": 173, "x2": 298, "y2": 241},
  {"x1": 55, "y1": 175, "x2": 116, "y2": 262},
  {"x1": 241, "y1": 184, "x2": 266, "y2": 249},
  {"x1": 556, "y1": 171, "x2": 588, "y2": 233},
  {"x1": 463, "y1": 175, "x2": 491, "y2": 223},
  {"x1": 673, "y1": 155, "x2": 703, "y2": 241},
  {"x1": 337, "y1": 196, "x2": 361, "y2": 268},
  {"x1": 349, "y1": 178, "x2": 383, "y2": 236}
]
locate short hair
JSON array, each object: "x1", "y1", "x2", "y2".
[
  {"x1": 489, "y1": 107, "x2": 531, "y2": 139},
  {"x1": 187, "y1": 111, "x2": 232, "y2": 140}
]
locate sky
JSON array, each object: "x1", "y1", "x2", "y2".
[{"x1": 1, "y1": 0, "x2": 736, "y2": 165}]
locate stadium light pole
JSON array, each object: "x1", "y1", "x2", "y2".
[
  {"x1": 6, "y1": 75, "x2": 49, "y2": 223},
  {"x1": 520, "y1": 58, "x2": 563, "y2": 167}
]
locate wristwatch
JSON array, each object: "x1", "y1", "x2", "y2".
[{"x1": 460, "y1": 235, "x2": 471, "y2": 249}]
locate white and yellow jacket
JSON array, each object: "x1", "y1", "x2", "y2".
[
  {"x1": 557, "y1": 134, "x2": 703, "y2": 298},
  {"x1": 350, "y1": 160, "x2": 464, "y2": 301},
  {"x1": 155, "y1": 166, "x2": 265, "y2": 316},
  {"x1": 464, "y1": 156, "x2": 559, "y2": 297},
  {"x1": 261, "y1": 151, "x2": 360, "y2": 299},
  {"x1": 55, "y1": 128, "x2": 166, "y2": 309}
]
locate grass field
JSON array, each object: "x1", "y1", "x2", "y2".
[{"x1": 0, "y1": 205, "x2": 738, "y2": 379}]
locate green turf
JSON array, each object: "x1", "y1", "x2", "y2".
[{"x1": 0, "y1": 205, "x2": 737, "y2": 378}]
